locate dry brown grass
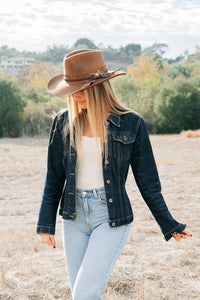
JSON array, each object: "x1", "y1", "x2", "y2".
[
  {"x1": 180, "y1": 129, "x2": 200, "y2": 138},
  {"x1": 0, "y1": 135, "x2": 200, "y2": 299}
]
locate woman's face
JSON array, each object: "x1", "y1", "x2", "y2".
[{"x1": 72, "y1": 90, "x2": 87, "y2": 109}]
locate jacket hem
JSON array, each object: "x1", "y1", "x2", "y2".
[{"x1": 108, "y1": 215, "x2": 134, "y2": 227}]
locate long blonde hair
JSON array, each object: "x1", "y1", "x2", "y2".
[{"x1": 67, "y1": 80, "x2": 131, "y2": 161}]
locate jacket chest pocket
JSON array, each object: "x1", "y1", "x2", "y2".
[{"x1": 112, "y1": 133, "x2": 135, "y2": 161}]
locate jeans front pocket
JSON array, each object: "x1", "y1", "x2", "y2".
[{"x1": 97, "y1": 191, "x2": 107, "y2": 204}]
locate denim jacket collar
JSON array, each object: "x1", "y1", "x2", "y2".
[
  {"x1": 62, "y1": 111, "x2": 121, "y2": 135},
  {"x1": 107, "y1": 112, "x2": 121, "y2": 127}
]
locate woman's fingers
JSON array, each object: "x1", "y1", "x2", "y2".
[
  {"x1": 172, "y1": 233, "x2": 182, "y2": 242},
  {"x1": 40, "y1": 234, "x2": 51, "y2": 245},
  {"x1": 49, "y1": 235, "x2": 56, "y2": 248},
  {"x1": 39, "y1": 233, "x2": 56, "y2": 248},
  {"x1": 172, "y1": 229, "x2": 192, "y2": 242},
  {"x1": 181, "y1": 229, "x2": 192, "y2": 237}
]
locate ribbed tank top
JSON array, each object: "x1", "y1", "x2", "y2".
[{"x1": 75, "y1": 136, "x2": 104, "y2": 189}]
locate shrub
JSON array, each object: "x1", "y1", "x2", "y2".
[
  {"x1": 0, "y1": 79, "x2": 25, "y2": 137},
  {"x1": 153, "y1": 78, "x2": 200, "y2": 133}
]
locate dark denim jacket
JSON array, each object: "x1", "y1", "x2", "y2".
[{"x1": 36, "y1": 110, "x2": 186, "y2": 241}]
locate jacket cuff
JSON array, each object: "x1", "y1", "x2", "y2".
[
  {"x1": 164, "y1": 223, "x2": 186, "y2": 241},
  {"x1": 36, "y1": 225, "x2": 55, "y2": 235}
]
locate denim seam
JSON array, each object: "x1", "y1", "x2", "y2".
[
  {"x1": 117, "y1": 144, "x2": 125, "y2": 221},
  {"x1": 109, "y1": 214, "x2": 133, "y2": 221},
  {"x1": 37, "y1": 225, "x2": 54, "y2": 229},
  {"x1": 103, "y1": 225, "x2": 130, "y2": 283},
  {"x1": 164, "y1": 224, "x2": 182, "y2": 235},
  {"x1": 135, "y1": 117, "x2": 142, "y2": 136}
]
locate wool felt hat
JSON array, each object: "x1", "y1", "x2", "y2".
[{"x1": 47, "y1": 49, "x2": 126, "y2": 97}]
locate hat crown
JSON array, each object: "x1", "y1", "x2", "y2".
[
  {"x1": 63, "y1": 49, "x2": 107, "y2": 80},
  {"x1": 47, "y1": 48, "x2": 126, "y2": 97}
]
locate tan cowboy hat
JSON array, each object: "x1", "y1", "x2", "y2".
[{"x1": 47, "y1": 49, "x2": 126, "y2": 97}]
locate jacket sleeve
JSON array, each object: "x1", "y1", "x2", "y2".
[
  {"x1": 36, "y1": 114, "x2": 66, "y2": 235},
  {"x1": 131, "y1": 118, "x2": 186, "y2": 241}
]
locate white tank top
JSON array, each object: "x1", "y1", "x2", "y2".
[{"x1": 75, "y1": 136, "x2": 104, "y2": 189}]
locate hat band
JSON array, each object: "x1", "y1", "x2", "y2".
[{"x1": 64, "y1": 71, "x2": 116, "y2": 82}]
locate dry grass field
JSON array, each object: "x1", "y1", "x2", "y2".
[{"x1": 0, "y1": 134, "x2": 199, "y2": 300}]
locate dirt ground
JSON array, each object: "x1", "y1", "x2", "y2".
[{"x1": 0, "y1": 134, "x2": 199, "y2": 300}]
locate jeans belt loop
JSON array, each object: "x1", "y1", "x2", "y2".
[{"x1": 93, "y1": 188, "x2": 98, "y2": 199}]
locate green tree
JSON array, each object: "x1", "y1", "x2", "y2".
[
  {"x1": 22, "y1": 87, "x2": 50, "y2": 103},
  {"x1": 0, "y1": 79, "x2": 25, "y2": 137},
  {"x1": 22, "y1": 100, "x2": 47, "y2": 136},
  {"x1": 151, "y1": 42, "x2": 169, "y2": 56},
  {"x1": 0, "y1": 45, "x2": 20, "y2": 60},
  {"x1": 73, "y1": 38, "x2": 98, "y2": 49},
  {"x1": 153, "y1": 78, "x2": 200, "y2": 133},
  {"x1": 142, "y1": 47, "x2": 164, "y2": 69},
  {"x1": 37, "y1": 44, "x2": 69, "y2": 63},
  {"x1": 21, "y1": 95, "x2": 67, "y2": 135},
  {"x1": 124, "y1": 43, "x2": 141, "y2": 58},
  {"x1": 112, "y1": 76, "x2": 136, "y2": 108},
  {"x1": 112, "y1": 75, "x2": 160, "y2": 131}
]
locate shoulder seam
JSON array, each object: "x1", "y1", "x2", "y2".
[{"x1": 136, "y1": 118, "x2": 142, "y2": 136}]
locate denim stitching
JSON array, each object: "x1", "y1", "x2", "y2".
[{"x1": 102, "y1": 224, "x2": 130, "y2": 283}]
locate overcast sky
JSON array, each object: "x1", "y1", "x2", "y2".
[{"x1": 1, "y1": 0, "x2": 200, "y2": 58}]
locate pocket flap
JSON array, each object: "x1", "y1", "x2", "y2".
[{"x1": 113, "y1": 133, "x2": 136, "y2": 144}]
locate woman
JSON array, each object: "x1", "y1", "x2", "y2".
[{"x1": 37, "y1": 49, "x2": 191, "y2": 300}]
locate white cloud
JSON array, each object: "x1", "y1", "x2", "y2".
[{"x1": 0, "y1": 0, "x2": 200, "y2": 57}]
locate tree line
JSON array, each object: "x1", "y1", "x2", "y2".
[
  {"x1": 0, "y1": 44, "x2": 200, "y2": 137},
  {"x1": 1, "y1": 38, "x2": 199, "y2": 65}
]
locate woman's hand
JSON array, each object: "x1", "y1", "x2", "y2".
[
  {"x1": 39, "y1": 233, "x2": 56, "y2": 248},
  {"x1": 172, "y1": 229, "x2": 192, "y2": 242}
]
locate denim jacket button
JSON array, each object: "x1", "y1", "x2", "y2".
[
  {"x1": 106, "y1": 179, "x2": 110, "y2": 184},
  {"x1": 109, "y1": 198, "x2": 113, "y2": 203},
  {"x1": 111, "y1": 222, "x2": 116, "y2": 227}
]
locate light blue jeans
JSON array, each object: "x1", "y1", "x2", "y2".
[{"x1": 62, "y1": 186, "x2": 131, "y2": 300}]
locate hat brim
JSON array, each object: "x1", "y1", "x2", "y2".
[{"x1": 47, "y1": 71, "x2": 126, "y2": 97}]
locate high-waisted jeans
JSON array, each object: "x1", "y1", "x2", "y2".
[{"x1": 62, "y1": 186, "x2": 131, "y2": 300}]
